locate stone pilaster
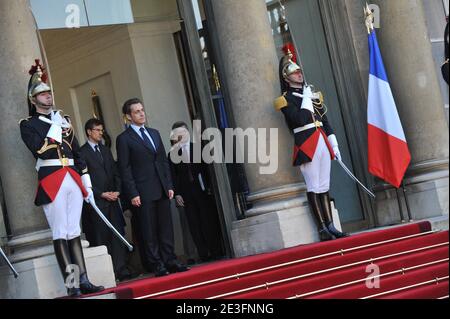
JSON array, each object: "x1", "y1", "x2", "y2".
[{"x1": 0, "y1": 0, "x2": 47, "y2": 236}]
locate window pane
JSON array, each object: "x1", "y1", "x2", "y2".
[
  {"x1": 30, "y1": 0, "x2": 88, "y2": 29},
  {"x1": 30, "y1": 0, "x2": 133, "y2": 29},
  {"x1": 84, "y1": 0, "x2": 134, "y2": 26}
]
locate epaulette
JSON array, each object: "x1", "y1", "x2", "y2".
[
  {"x1": 274, "y1": 92, "x2": 288, "y2": 111},
  {"x1": 18, "y1": 116, "x2": 32, "y2": 125}
]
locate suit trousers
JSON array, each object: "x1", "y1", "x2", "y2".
[
  {"x1": 183, "y1": 189, "x2": 223, "y2": 259},
  {"x1": 132, "y1": 197, "x2": 176, "y2": 268}
]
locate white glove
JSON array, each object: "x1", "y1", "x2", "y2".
[
  {"x1": 52, "y1": 111, "x2": 71, "y2": 129},
  {"x1": 81, "y1": 174, "x2": 95, "y2": 204},
  {"x1": 46, "y1": 111, "x2": 69, "y2": 143},
  {"x1": 294, "y1": 85, "x2": 315, "y2": 113},
  {"x1": 46, "y1": 124, "x2": 62, "y2": 143},
  {"x1": 328, "y1": 134, "x2": 341, "y2": 160},
  {"x1": 51, "y1": 111, "x2": 64, "y2": 125}
]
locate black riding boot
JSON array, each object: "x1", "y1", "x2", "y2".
[
  {"x1": 319, "y1": 192, "x2": 349, "y2": 238},
  {"x1": 68, "y1": 237, "x2": 105, "y2": 295},
  {"x1": 53, "y1": 240, "x2": 81, "y2": 297},
  {"x1": 306, "y1": 192, "x2": 335, "y2": 241}
]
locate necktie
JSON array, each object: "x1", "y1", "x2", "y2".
[
  {"x1": 94, "y1": 145, "x2": 104, "y2": 162},
  {"x1": 140, "y1": 127, "x2": 155, "y2": 151}
]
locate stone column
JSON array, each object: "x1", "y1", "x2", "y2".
[
  {"x1": 369, "y1": 0, "x2": 449, "y2": 225},
  {"x1": 0, "y1": 0, "x2": 47, "y2": 237},
  {"x1": 210, "y1": 0, "x2": 299, "y2": 194},
  {"x1": 209, "y1": 0, "x2": 341, "y2": 256}
]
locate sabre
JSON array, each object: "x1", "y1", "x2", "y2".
[
  {"x1": 88, "y1": 199, "x2": 134, "y2": 252},
  {"x1": 336, "y1": 158, "x2": 376, "y2": 198},
  {"x1": 0, "y1": 246, "x2": 19, "y2": 278}
]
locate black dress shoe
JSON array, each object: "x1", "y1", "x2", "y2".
[
  {"x1": 199, "y1": 256, "x2": 213, "y2": 263},
  {"x1": 166, "y1": 260, "x2": 190, "y2": 273},
  {"x1": 327, "y1": 222, "x2": 349, "y2": 238},
  {"x1": 67, "y1": 287, "x2": 82, "y2": 297},
  {"x1": 211, "y1": 255, "x2": 226, "y2": 261},
  {"x1": 116, "y1": 266, "x2": 133, "y2": 281},
  {"x1": 319, "y1": 225, "x2": 336, "y2": 241},
  {"x1": 79, "y1": 273, "x2": 105, "y2": 295},
  {"x1": 80, "y1": 282, "x2": 105, "y2": 295},
  {"x1": 187, "y1": 258, "x2": 196, "y2": 265},
  {"x1": 153, "y1": 263, "x2": 170, "y2": 277}
]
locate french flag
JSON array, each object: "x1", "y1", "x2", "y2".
[{"x1": 367, "y1": 29, "x2": 411, "y2": 188}]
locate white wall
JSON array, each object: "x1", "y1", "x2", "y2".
[{"x1": 41, "y1": 25, "x2": 142, "y2": 152}]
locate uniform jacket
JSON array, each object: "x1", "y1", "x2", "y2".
[
  {"x1": 274, "y1": 86, "x2": 335, "y2": 166},
  {"x1": 19, "y1": 111, "x2": 88, "y2": 206}
]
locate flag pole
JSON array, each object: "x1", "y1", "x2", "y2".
[
  {"x1": 366, "y1": 3, "x2": 404, "y2": 225},
  {"x1": 402, "y1": 179, "x2": 413, "y2": 222},
  {"x1": 364, "y1": 4, "x2": 412, "y2": 225},
  {"x1": 278, "y1": 0, "x2": 308, "y2": 85},
  {"x1": 28, "y1": 4, "x2": 55, "y2": 104},
  {"x1": 395, "y1": 187, "x2": 407, "y2": 223}
]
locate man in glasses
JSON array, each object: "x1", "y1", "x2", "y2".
[{"x1": 80, "y1": 118, "x2": 133, "y2": 281}]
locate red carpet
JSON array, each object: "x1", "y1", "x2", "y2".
[{"x1": 86, "y1": 221, "x2": 448, "y2": 299}]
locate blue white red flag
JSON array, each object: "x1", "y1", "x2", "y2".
[{"x1": 367, "y1": 29, "x2": 411, "y2": 188}]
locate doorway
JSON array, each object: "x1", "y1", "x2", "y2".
[{"x1": 35, "y1": 0, "x2": 232, "y2": 271}]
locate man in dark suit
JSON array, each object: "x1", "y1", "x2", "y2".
[
  {"x1": 116, "y1": 98, "x2": 188, "y2": 277},
  {"x1": 169, "y1": 122, "x2": 223, "y2": 262},
  {"x1": 80, "y1": 118, "x2": 133, "y2": 281}
]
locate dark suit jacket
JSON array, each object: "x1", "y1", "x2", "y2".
[
  {"x1": 79, "y1": 142, "x2": 121, "y2": 203},
  {"x1": 80, "y1": 142, "x2": 125, "y2": 236},
  {"x1": 168, "y1": 143, "x2": 211, "y2": 198},
  {"x1": 116, "y1": 126, "x2": 173, "y2": 203}
]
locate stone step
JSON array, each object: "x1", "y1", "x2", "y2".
[
  {"x1": 83, "y1": 293, "x2": 117, "y2": 299},
  {"x1": 352, "y1": 216, "x2": 449, "y2": 235},
  {"x1": 427, "y1": 215, "x2": 449, "y2": 231}
]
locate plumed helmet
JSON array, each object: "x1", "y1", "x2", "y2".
[
  {"x1": 27, "y1": 59, "x2": 51, "y2": 115},
  {"x1": 278, "y1": 43, "x2": 302, "y2": 92}
]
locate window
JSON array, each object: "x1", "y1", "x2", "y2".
[
  {"x1": 423, "y1": 0, "x2": 449, "y2": 123},
  {"x1": 30, "y1": 0, "x2": 133, "y2": 30}
]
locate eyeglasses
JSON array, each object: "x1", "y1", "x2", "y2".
[{"x1": 91, "y1": 128, "x2": 104, "y2": 133}]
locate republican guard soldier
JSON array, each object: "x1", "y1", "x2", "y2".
[
  {"x1": 19, "y1": 60, "x2": 105, "y2": 297},
  {"x1": 274, "y1": 49, "x2": 348, "y2": 241}
]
